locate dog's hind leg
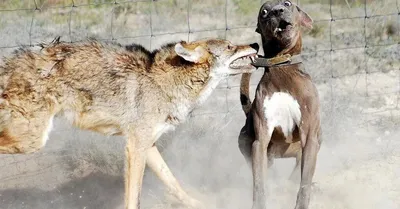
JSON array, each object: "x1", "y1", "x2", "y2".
[
  {"x1": 238, "y1": 127, "x2": 254, "y2": 168},
  {"x1": 146, "y1": 145, "x2": 204, "y2": 209},
  {"x1": 289, "y1": 152, "x2": 301, "y2": 182},
  {"x1": 294, "y1": 131, "x2": 320, "y2": 209},
  {"x1": 238, "y1": 113, "x2": 256, "y2": 168}
]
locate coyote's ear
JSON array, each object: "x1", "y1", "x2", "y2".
[
  {"x1": 296, "y1": 5, "x2": 313, "y2": 29},
  {"x1": 175, "y1": 43, "x2": 206, "y2": 63}
]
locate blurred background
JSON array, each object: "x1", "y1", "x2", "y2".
[{"x1": 0, "y1": 0, "x2": 399, "y2": 209}]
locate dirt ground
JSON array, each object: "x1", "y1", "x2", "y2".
[{"x1": 0, "y1": 0, "x2": 399, "y2": 209}]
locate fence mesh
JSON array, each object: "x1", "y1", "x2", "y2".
[{"x1": 0, "y1": 0, "x2": 399, "y2": 209}]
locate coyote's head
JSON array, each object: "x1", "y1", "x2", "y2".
[{"x1": 174, "y1": 39, "x2": 259, "y2": 76}]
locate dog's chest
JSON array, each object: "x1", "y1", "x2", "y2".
[{"x1": 263, "y1": 92, "x2": 301, "y2": 139}]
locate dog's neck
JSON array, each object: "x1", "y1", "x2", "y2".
[{"x1": 262, "y1": 32, "x2": 302, "y2": 59}]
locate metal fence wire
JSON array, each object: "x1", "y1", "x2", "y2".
[
  {"x1": 0, "y1": 0, "x2": 398, "y2": 130},
  {"x1": 0, "y1": 0, "x2": 399, "y2": 141},
  {"x1": 0, "y1": 0, "x2": 398, "y2": 49}
]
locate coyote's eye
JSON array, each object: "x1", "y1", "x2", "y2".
[
  {"x1": 284, "y1": 1, "x2": 292, "y2": 7},
  {"x1": 227, "y1": 45, "x2": 234, "y2": 50}
]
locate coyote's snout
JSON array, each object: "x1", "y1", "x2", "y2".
[
  {"x1": 0, "y1": 37, "x2": 259, "y2": 209},
  {"x1": 174, "y1": 40, "x2": 259, "y2": 75}
]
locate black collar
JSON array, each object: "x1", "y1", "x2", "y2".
[{"x1": 251, "y1": 54, "x2": 303, "y2": 68}]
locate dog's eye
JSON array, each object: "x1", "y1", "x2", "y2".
[
  {"x1": 227, "y1": 45, "x2": 234, "y2": 50},
  {"x1": 284, "y1": 1, "x2": 292, "y2": 7},
  {"x1": 262, "y1": 9, "x2": 268, "y2": 17}
]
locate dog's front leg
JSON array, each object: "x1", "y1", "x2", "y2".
[
  {"x1": 146, "y1": 145, "x2": 204, "y2": 209},
  {"x1": 251, "y1": 112, "x2": 270, "y2": 209},
  {"x1": 125, "y1": 133, "x2": 149, "y2": 209},
  {"x1": 294, "y1": 131, "x2": 320, "y2": 209}
]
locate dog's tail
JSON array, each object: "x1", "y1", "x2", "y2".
[{"x1": 240, "y1": 73, "x2": 252, "y2": 115}]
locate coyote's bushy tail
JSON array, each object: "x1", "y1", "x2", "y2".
[
  {"x1": 0, "y1": 108, "x2": 10, "y2": 132},
  {"x1": 0, "y1": 73, "x2": 10, "y2": 133}
]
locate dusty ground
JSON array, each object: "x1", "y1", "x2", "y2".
[{"x1": 0, "y1": 0, "x2": 399, "y2": 209}]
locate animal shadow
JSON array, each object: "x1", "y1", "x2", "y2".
[{"x1": 0, "y1": 172, "x2": 124, "y2": 209}]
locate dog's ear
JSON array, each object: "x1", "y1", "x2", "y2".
[
  {"x1": 175, "y1": 42, "x2": 207, "y2": 63},
  {"x1": 255, "y1": 21, "x2": 262, "y2": 33},
  {"x1": 296, "y1": 5, "x2": 313, "y2": 29}
]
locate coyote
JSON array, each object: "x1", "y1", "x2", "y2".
[{"x1": 0, "y1": 37, "x2": 259, "y2": 209}]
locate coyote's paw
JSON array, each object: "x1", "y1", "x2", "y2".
[
  {"x1": 166, "y1": 193, "x2": 205, "y2": 209},
  {"x1": 185, "y1": 197, "x2": 205, "y2": 209}
]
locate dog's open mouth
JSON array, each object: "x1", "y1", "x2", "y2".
[
  {"x1": 274, "y1": 20, "x2": 293, "y2": 34},
  {"x1": 229, "y1": 54, "x2": 258, "y2": 69}
]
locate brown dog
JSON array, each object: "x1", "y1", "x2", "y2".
[{"x1": 238, "y1": 1, "x2": 321, "y2": 209}]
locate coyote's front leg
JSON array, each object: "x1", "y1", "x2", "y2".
[
  {"x1": 146, "y1": 145, "x2": 204, "y2": 209},
  {"x1": 124, "y1": 132, "x2": 149, "y2": 209}
]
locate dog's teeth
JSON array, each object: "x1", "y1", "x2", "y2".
[{"x1": 250, "y1": 56, "x2": 255, "y2": 62}]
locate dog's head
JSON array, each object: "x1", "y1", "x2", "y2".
[{"x1": 256, "y1": 0, "x2": 313, "y2": 47}]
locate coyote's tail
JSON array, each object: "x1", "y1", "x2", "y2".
[{"x1": 240, "y1": 73, "x2": 252, "y2": 115}]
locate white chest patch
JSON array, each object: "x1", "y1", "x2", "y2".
[{"x1": 263, "y1": 92, "x2": 301, "y2": 137}]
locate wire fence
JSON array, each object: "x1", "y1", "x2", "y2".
[
  {"x1": 0, "y1": 0, "x2": 398, "y2": 138},
  {"x1": 0, "y1": 0, "x2": 399, "y2": 146},
  {"x1": 0, "y1": 0, "x2": 398, "y2": 49}
]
